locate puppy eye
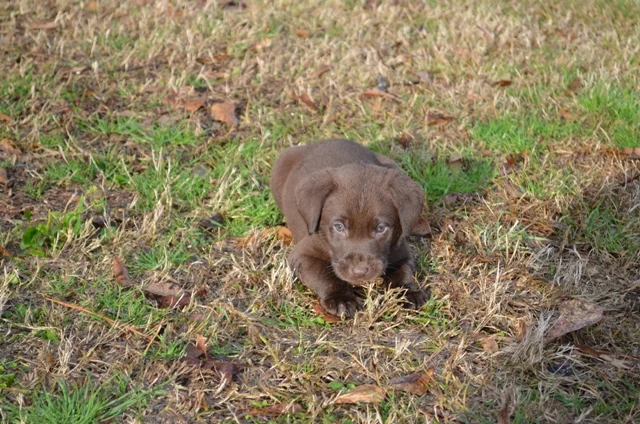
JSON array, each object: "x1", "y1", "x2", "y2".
[
  {"x1": 333, "y1": 223, "x2": 345, "y2": 232},
  {"x1": 375, "y1": 223, "x2": 387, "y2": 233}
]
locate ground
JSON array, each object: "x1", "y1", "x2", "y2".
[{"x1": 1, "y1": 0, "x2": 639, "y2": 423}]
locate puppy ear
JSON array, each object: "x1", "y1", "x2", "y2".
[
  {"x1": 387, "y1": 170, "x2": 425, "y2": 239},
  {"x1": 295, "y1": 170, "x2": 336, "y2": 235}
]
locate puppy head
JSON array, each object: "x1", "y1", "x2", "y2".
[{"x1": 295, "y1": 164, "x2": 424, "y2": 285}]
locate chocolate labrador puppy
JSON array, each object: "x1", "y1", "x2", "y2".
[{"x1": 270, "y1": 139, "x2": 429, "y2": 317}]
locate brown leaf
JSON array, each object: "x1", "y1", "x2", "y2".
[
  {"x1": 202, "y1": 71, "x2": 229, "y2": 80},
  {"x1": 334, "y1": 384, "x2": 386, "y2": 404},
  {"x1": 492, "y1": 79, "x2": 513, "y2": 87},
  {"x1": 87, "y1": 1, "x2": 98, "y2": 10},
  {"x1": 411, "y1": 216, "x2": 432, "y2": 237},
  {"x1": 502, "y1": 181, "x2": 523, "y2": 199},
  {"x1": 293, "y1": 92, "x2": 320, "y2": 112},
  {"x1": 545, "y1": 299, "x2": 603, "y2": 343},
  {"x1": 196, "y1": 54, "x2": 229, "y2": 65},
  {"x1": 0, "y1": 139, "x2": 20, "y2": 155},
  {"x1": 295, "y1": 28, "x2": 309, "y2": 38},
  {"x1": 247, "y1": 403, "x2": 303, "y2": 417},
  {"x1": 196, "y1": 335, "x2": 208, "y2": 358},
  {"x1": 517, "y1": 320, "x2": 527, "y2": 342},
  {"x1": 142, "y1": 281, "x2": 184, "y2": 297},
  {"x1": 203, "y1": 360, "x2": 243, "y2": 385},
  {"x1": 181, "y1": 98, "x2": 206, "y2": 112},
  {"x1": 156, "y1": 294, "x2": 191, "y2": 308},
  {"x1": 276, "y1": 226, "x2": 292, "y2": 245},
  {"x1": 361, "y1": 89, "x2": 401, "y2": 103},
  {"x1": 567, "y1": 77, "x2": 583, "y2": 94},
  {"x1": 210, "y1": 102, "x2": 239, "y2": 126},
  {"x1": 0, "y1": 246, "x2": 11, "y2": 257},
  {"x1": 311, "y1": 65, "x2": 331, "y2": 78},
  {"x1": 443, "y1": 193, "x2": 459, "y2": 206},
  {"x1": 250, "y1": 38, "x2": 272, "y2": 51},
  {"x1": 559, "y1": 109, "x2": 576, "y2": 120},
  {"x1": 447, "y1": 155, "x2": 464, "y2": 172},
  {"x1": 0, "y1": 168, "x2": 8, "y2": 185},
  {"x1": 575, "y1": 344, "x2": 640, "y2": 369},
  {"x1": 185, "y1": 343, "x2": 204, "y2": 360},
  {"x1": 0, "y1": 113, "x2": 12, "y2": 123},
  {"x1": 500, "y1": 155, "x2": 519, "y2": 176},
  {"x1": 312, "y1": 301, "x2": 340, "y2": 323},
  {"x1": 482, "y1": 336, "x2": 499, "y2": 353},
  {"x1": 621, "y1": 147, "x2": 640, "y2": 159},
  {"x1": 28, "y1": 22, "x2": 57, "y2": 30},
  {"x1": 113, "y1": 256, "x2": 133, "y2": 287},
  {"x1": 389, "y1": 368, "x2": 434, "y2": 395},
  {"x1": 426, "y1": 111, "x2": 455, "y2": 126},
  {"x1": 497, "y1": 404, "x2": 510, "y2": 424},
  {"x1": 396, "y1": 133, "x2": 414, "y2": 150}
]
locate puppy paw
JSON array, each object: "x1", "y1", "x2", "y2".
[
  {"x1": 404, "y1": 288, "x2": 430, "y2": 309},
  {"x1": 321, "y1": 293, "x2": 362, "y2": 318}
]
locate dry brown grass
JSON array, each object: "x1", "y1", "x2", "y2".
[{"x1": 1, "y1": 0, "x2": 639, "y2": 423}]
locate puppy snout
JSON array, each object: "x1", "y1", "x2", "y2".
[{"x1": 352, "y1": 265, "x2": 369, "y2": 278}]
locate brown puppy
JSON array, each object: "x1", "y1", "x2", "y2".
[{"x1": 270, "y1": 139, "x2": 429, "y2": 317}]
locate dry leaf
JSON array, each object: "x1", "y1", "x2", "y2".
[
  {"x1": 545, "y1": 299, "x2": 603, "y2": 343},
  {"x1": 247, "y1": 403, "x2": 303, "y2": 417},
  {"x1": 447, "y1": 156, "x2": 464, "y2": 172},
  {"x1": 295, "y1": 28, "x2": 309, "y2": 38},
  {"x1": 87, "y1": 1, "x2": 98, "y2": 10},
  {"x1": 517, "y1": 320, "x2": 527, "y2": 342},
  {"x1": 412, "y1": 216, "x2": 432, "y2": 237},
  {"x1": 196, "y1": 54, "x2": 229, "y2": 65},
  {"x1": 500, "y1": 155, "x2": 519, "y2": 176},
  {"x1": 575, "y1": 344, "x2": 640, "y2": 370},
  {"x1": 276, "y1": 226, "x2": 292, "y2": 245},
  {"x1": 361, "y1": 89, "x2": 401, "y2": 103},
  {"x1": 396, "y1": 133, "x2": 414, "y2": 150},
  {"x1": 113, "y1": 257, "x2": 133, "y2": 287},
  {"x1": 482, "y1": 336, "x2": 499, "y2": 353},
  {"x1": 156, "y1": 294, "x2": 191, "y2": 308},
  {"x1": 0, "y1": 168, "x2": 8, "y2": 185},
  {"x1": 621, "y1": 147, "x2": 640, "y2": 159},
  {"x1": 312, "y1": 301, "x2": 340, "y2": 323},
  {"x1": 210, "y1": 102, "x2": 239, "y2": 126},
  {"x1": 389, "y1": 368, "x2": 434, "y2": 395},
  {"x1": 335, "y1": 384, "x2": 386, "y2": 404},
  {"x1": 181, "y1": 98, "x2": 206, "y2": 112},
  {"x1": 492, "y1": 79, "x2": 513, "y2": 87},
  {"x1": 0, "y1": 139, "x2": 20, "y2": 155},
  {"x1": 203, "y1": 71, "x2": 229, "y2": 80},
  {"x1": 502, "y1": 181, "x2": 523, "y2": 199},
  {"x1": 559, "y1": 109, "x2": 576, "y2": 120},
  {"x1": 203, "y1": 360, "x2": 243, "y2": 385},
  {"x1": 251, "y1": 38, "x2": 272, "y2": 51},
  {"x1": 567, "y1": 77, "x2": 583, "y2": 94},
  {"x1": 426, "y1": 111, "x2": 455, "y2": 126},
  {"x1": 293, "y1": 92, "x2": 320, "y2": 112},
  {"x1": 196, "y1": 335, "x2": 208, "y2": 358},
  {"x1": 497, "y1": 404, "x2": 510, "y2": 424},
  {"x1": 0, "y1": 113, "x2": 12, "y2": 123},
  {"x1": 28, "y1": 22, "x2": 58, "y2": 30},
  {"x1": 0, "y1": 246, "x2": 11, "y2": 257},
  {"x1": 142, "y1": 281, "x2": 184, "y2": 297},
  {"x1": 311, "y1": 65, "x2": 331, "y2": 78}
]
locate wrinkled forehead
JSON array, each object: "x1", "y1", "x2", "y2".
[{"x1": 323, "y1": 177, "x2": 398, "y2": 226}]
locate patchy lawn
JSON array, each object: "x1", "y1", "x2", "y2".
[{"x1": 1, "y1": 0, "x2": 639, "y2": 423}]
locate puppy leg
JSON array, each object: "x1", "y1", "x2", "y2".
[
  {"x1": 384, "y1": 260, "x2": 430, "y2": 309},
  {"x1": 289, "y1": 238, "x2": 362, "y2": 318}
]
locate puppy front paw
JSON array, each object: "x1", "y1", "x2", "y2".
[
  {"x1": 404, "y1": 288, "x2": 430, "y2": 309},
  {"x1": 320, "y1": 293, "x2": 362, "y2": 318}
]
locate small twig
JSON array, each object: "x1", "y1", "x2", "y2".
[{"x1": 42, "y1": 296, "x2": 155, "y2": 342}]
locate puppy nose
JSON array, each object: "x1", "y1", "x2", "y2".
[{"x1": 352, "y1": 266, "x2": 369, "y2": 278}]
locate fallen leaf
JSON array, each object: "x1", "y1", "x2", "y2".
[
  {"x1": 559, "y1": 109, "x2": 576, "y2": 120},
  {"x1": 203, "y1": 360, "x2": 243, "y2": 385},
  {"x1": 311, "y1": 65, "x2": 331, "y2": 78},
  {"x1": 492, "y1": 79, "x2": 513, "y2": 87},
  {"x1": 426, "y1": 111, "x2": 455, "y2": 126},
  {"x1": 247, "y1": 402, "x2": 303, "y2": 417},
  {"x1": 0, "y1": 139, "x2": 20, "y2": 155},
  {"x1": 295, "y1": 28, "x2": 309, "y2": 38},
  {"x1": 312, "y1": 301, "x2": 340, "y2": 323},
  {"x1": 142, "y1": 281, "x2": 184, "y2": 297},
  {"x1": 293, "y1": 92, "x2": 320, "y2": 112},
  {"x1": 185, "y1": 342, "x2": 204, "y2": 360},
  {"x1": 181, "y1": 98, "x2": 206, "y2": 112},
  {"x1": 0, "y1": 168, "x2": 8, "y2": 185},
  {"x1": 502, "y1": 181, "x2": 523, "y2": 199},
  {"x1": 517, "y1": 320, "x2": 527, "y2": 342},
  {"x1": 196, "y1": 54, "x2": 229, "y2": 65},
  {"x1": 196, "y1": 335, "x2": 208, "y2": 358},
  {"x1": 396, "y1": 133, "x2": 414, "y2": 150},
  {"x1": 28, "y1": 22, "x2": 57, "y2": 30},
  {"x1": 482, "y1": 335, "x2": 499, "y2": 353},
  {"x1": 113, "y1": 256, "x2": 133, "y2": 287},
  {"x1": 416, "y1": 71, "x2": 432, "y2": 85},
  {"x1": 156, "y1": 294, "x2": 191, "y2": 308},
  {"x1": 443, "y1": 193, "x2": 459, "y2": 206},
  {"x1": 567, "y1": 77, "x2": 583, "y2": 94},
  {"x1": 334, "y1": 384, "x2": 386, "y2": 404},
  {"x1": 360, "y1": 89, "x2": 402, "y2": 103},
  {"x1": 200, "y1": 212, "x2": 226, "y2": 230},
  {"x1": 500, "y1": 155, "x2": 519, "y2": 176},
  {"x1": 575, "y1": 344, "x2": 640, "y2": 369},
  {"x1": 250, "y1": 38, "x2": 272, "y2": 51},
  {"x1": 0, "y1": 246, "x2": 11, "y2": 257},
  {"x1": 620, "y1": 147, "x2": 640, "y2": 159},
  {"x1": 447, "y1": 155, "x2": 464, "y2": 172},
  {"x1": 202, "y1": 71, "x2": 229, "y2": 80},
  {"x1": 0, "y1": 113, "x2": 12, "y2": 123},
  {"x1": 545, "y1": 299, "x2": 603, "y2": 343},
  {"x1": 389, "y1": 368, "x2": 434, "y2": 395},
  {"x1": 497, "y1": 404, "x2": 510, "y2": 424},
  {"x1": 87, "y1": 1, "x2": 98, "y2": 10},
  {"x1": 276, "y1": 226, "x2": 292, "y2": 245},
  {"x1": 411, "y1": 216, "x2": 432, "y2": 237},
  {"x1": 210, "y1": 102, "x2": 239, "y2": 126}
]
